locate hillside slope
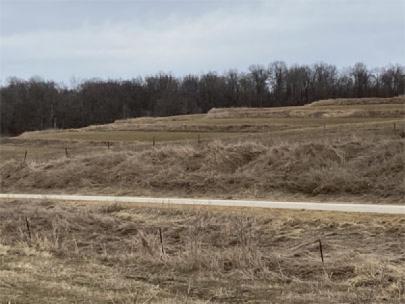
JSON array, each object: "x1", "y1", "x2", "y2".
[{"x1": 1, "y1": 97, "x2": 404, "y2": 203}]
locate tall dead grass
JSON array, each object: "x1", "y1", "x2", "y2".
[
  {"x1": 0, "y1": 200, "x2": 404, "y2": 303},
  {"x1": 1, "y1": 135, "x2": 404, "y2": 202}
]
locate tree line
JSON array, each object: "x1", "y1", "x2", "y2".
[{"x1": 1, "y1": 62, "x2": 404, "y2": 135}]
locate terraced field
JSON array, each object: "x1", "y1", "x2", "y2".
[{"x1": 1, "y1": 97, "x2": 404, "y2": 203}]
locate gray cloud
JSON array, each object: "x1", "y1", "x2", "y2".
[{"x1": 1, "y1": 0, "x2": 404, "y2": 83}]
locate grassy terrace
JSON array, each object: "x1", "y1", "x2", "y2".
[{"x1": 1, "y1": 97, "x2": 404, "y2": 203}]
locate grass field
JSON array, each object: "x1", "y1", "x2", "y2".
[
  {"x1": 14, "y1": 100, "x2": 405, "y2": 142},
  {"x1": 0, "y1": 200, "x2": 404, "y2": 304},
  {"x1": 1, "y1": 96, "x2": 404, "y2": 203},
  {"x1": 0, "y1": 97, "x2": 404, "y2": 303}
]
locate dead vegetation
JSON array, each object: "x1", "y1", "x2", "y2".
[
  {"x1": 207, "y1": 96, "x2": 405, "y2": 119},
  {"x1": 1, "y1": 97, "x2": 404, "y2": 203},
  {"x1": 0, "y1": 200, "x2": 404, "y2": 303},
  {"x1": 207, "y1": 104, "x2": 405, "y2": 119},
  {"x1": 1, "y1": 131, "x2": 404, "y2": 203},
  {"x1": 1, "y1": 98, "x2": 404, "y2": 303},
  {"x1": 10, "y1": 96, "x2": 404, "y2": 138},
  {"x1": 308, "y1": 96, "x2": 405, "y2": 106}
]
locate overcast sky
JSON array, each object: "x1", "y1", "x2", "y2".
[{"x1": 0, "y1": 0, "x2": 404, "y2": 84}]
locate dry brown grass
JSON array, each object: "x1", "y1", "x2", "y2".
[
  {"x1": 207, "y1": 103, "x2": 405, "y2": 119},
  {"x1": 1, "y1": 97, "x2": 404, "y2": 303},
  {"x1": 0, "y1": 199, "x2": 404, "y2": 303},
  {"x1": 10, "y1": 97, "x2": 405, "y2": 139},
  {"x1": 1, "y1": 97, "x2": 404, "y2": 203},
  {"x1": 1, "y1": 128, "x2": 404, "y2": 203},
  {"x1": 309, "y1": 96, "x2": 405, "y2": 106},
  {"x1": 208, "y1": 96, "x2": 405, "y2": 119}
]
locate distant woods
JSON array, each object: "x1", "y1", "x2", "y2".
[{"x1": 1, "y1": 62, "x2": 404, "y2": 135}]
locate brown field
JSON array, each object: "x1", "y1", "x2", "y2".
[
  {"x1": 0, "y1": 199, "x2": 404, "y2": 304},
  {"x1": 14, "y1": 97, "x2": 405, "y2": 138},
  {"x1": 0, "y1": 97, "x2": 404, "y2": 303},
  {"x1": 0, "y1": 97, "x2": 405, "y2": 203},
  {"x1": 1, "y1": 96, "x2": 405, "y2": 203},
  {"x1": 308, "y1": 96, "x2": 405, "y2": 107}
]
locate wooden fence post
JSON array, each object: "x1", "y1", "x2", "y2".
[
  {"x1": 318, "y1": 239, "x2": 324, "y2": 265},
  {"x1": 25, "y1": 217, "x2": 32, "y2": 243},
  {"x1": 159, "y1": 227, "x2": 165, "y2": 255}
]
